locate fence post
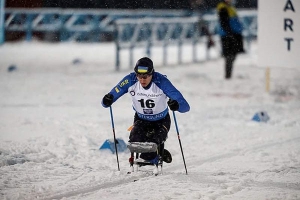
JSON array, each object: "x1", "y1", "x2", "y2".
[
  {"x1": 114, "y1": 23, "x2": 120, "y2": 71},
  {"x1": 129, "y1": 45, "x2": 134, "y2": 69},
  {"x1": 115, "y1": 43, "x2": 120, "y2": 71},
  {"x1": 25, "y1": 14, "x2": 34, "y2": 42},
  {"x1": 193, "y1": 22, "x2": 199, "y2": 63},
  {"x1": 163, "y1": 42, "x2": 167, "y2": 66},
  {"x1": 0, "y1": 0, "x2": 5, "y2": 45},
  {"x1": 178, "y1": 39, "x2": 182, "y2": 65}
]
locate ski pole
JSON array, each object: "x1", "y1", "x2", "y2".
[
  {"x1": 109, "y1": 106, "x2": 120, "y2": 171},
  {"x1": 172, "y1": 111, "x2": 188, "y2": 175}
]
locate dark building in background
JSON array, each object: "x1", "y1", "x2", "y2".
[
  {"x1": 42, "y1": 0, "x2": 191, "y2": 9},
  {"x1": 7, "y1": 0, "x2": 42, "y2": 7},
  {"x1": 235, "y1": 0, "x2": 257, "y2": 8},
  {"x1": 7, "y1": 0, "x2": 257, "y2": 9}
]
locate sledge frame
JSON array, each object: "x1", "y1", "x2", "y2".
[{"x1": 127, "y1": 142, "x2": 164, "y2": 175}]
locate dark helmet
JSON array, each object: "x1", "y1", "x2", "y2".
[{"x1": 134, "y1": 57, "x2": 154, "y2": 74}]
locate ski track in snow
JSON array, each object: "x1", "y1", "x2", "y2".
[{"x1": 30, "y1": 136, "x2": 300, "y2": 200}]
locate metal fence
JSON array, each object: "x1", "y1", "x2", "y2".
[
  {"x1": 114, "y1": 16, "x2": 201, "y2": 70},
  {"x1": 4, "y1": 8, "x2": 191, "y2": 42},
  {"x1": 114, "y1": 10, "x2": 257, "y2": 70},
  {"x1": 3, "y1": 8, "x2": 257, "y2": 42},
  {"x1": 2, "y1": 8, "x2": 257, "y2": 70}
]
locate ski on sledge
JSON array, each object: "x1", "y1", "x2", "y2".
[{"x1": 127, "y1": 142, "x2": 163, "y2": 176}]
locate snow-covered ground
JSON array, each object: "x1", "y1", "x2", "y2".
[{"x1": 0, "y1": 41, "x2": 300, "y2": 200}]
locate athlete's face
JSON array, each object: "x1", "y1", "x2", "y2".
[{"x1": 136, "y1": 73, "x2": 152, "y2": 87}]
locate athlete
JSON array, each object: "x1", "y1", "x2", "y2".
[{"x1": 101, "y1": 57, "x2": 190, "y2": 163}]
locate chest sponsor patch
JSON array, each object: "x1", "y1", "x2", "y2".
[{"x1": 143, "y1": 109, "x2": 153, "y2": 114}]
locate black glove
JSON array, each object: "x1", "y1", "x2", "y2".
[
  {"x1": 102, "y1": 93, "x2": 114, "y2": 107},
  {"x1": 167, "y1": 99, "x2": 179, "y2": 111}
]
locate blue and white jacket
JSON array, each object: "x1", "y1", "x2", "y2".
[{"x1": 102, "y1": 72, "x2": 190, "y2": 121}]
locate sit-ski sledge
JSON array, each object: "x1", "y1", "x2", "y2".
[{"x1": 127, "y1": 142, "x2": 168, "y2": 176}]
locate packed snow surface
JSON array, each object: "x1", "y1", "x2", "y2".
[{"x1": 0, "y1": 41, "x2": 300, "y2": 200}]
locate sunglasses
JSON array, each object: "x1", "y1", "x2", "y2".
[{"x1": 136, "y1": 73, "x2": 152, "y2": 79}]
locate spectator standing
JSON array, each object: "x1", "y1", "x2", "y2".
[{"x1": 217, "y1": 0, "x2": 244, "y2": 79}]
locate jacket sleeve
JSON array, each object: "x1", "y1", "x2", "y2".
[
  {"x1": 159, "y1": 75, "x2": 190, "y2": 113},
  {"x1": 101, "y1": 73, "x2": 135, "y2": 108}
]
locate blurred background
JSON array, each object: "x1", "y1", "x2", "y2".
[{"x1": 3, "y1": 0, "x2": 257, "y2": 43}]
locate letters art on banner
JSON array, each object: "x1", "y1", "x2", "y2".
[{"x1": 258, "y1": 0, "x2": 299, "y2": 68}]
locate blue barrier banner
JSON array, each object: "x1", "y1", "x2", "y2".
[{"x1": 99, "y1": 138, "x2": 128, "y2": 154}]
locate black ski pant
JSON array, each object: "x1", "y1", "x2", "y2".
[
  {"x1": 225, "y1": 55, "x2": 236, "y2": 79},
  {"x1": 129, "y1": 113, "x2": 171, "y2": 160},
  {"x1": 129, "y1": 113, "x2": 171, "y2": 144}
]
